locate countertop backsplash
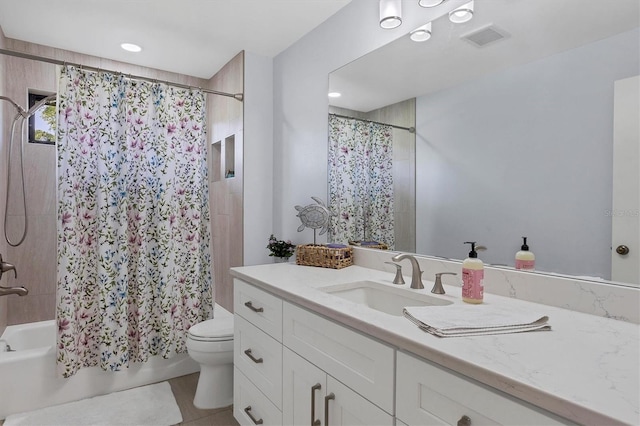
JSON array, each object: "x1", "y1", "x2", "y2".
[{"x1": 354, "y1": 247, "x2": 639, "y2": 324}]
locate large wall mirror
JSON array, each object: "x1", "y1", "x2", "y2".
[{"x1": 328, "y1": 0, "x2": 639, "y2": 287}]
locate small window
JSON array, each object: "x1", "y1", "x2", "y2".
[{"x1": 28, "y1": 92, "x2": 56, "y2": 144}]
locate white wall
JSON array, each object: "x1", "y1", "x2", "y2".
[
  {"x1": 244, "y1": 51, "x2": 275, "y2": 265},
  {"x1": 271, "y1": 0, "x2": 468, "y2": 245},
  {"x1": 415, "y1": 28, "x2": 640, "y2": 279}
]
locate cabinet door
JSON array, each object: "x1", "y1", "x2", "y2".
[
  {"x1": 282, "y1": 347, "x2": 326, "y2": 426},
  {"x1": 326, "y1": 376, "x2": 394, "y2": 426}
]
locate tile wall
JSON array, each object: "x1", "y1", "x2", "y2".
[
  {"x1": 206, "y1": 52, "x2": 244, "y2": 313},
  {"x1": 0, "y1": 27, "x2": 7, "y2": 333}
]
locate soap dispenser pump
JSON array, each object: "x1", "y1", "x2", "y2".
[
  {"x1": 462, "y1": 241, "x2": 484, "y2": 304},
  {"x1": 515, "y1": 237, "x2": 535, "y2": 271}
]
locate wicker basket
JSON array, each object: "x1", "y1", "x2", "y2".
[
  {"x1": 296, "y1": 244, "x2": 353, "y2": 269},
  {"x1": 348, "y1": 241, "x2": 389, "y2": 250}
]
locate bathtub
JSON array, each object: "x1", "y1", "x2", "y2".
[{"x1": 0, "y1": 320, "x2": 199, "y2": 419}]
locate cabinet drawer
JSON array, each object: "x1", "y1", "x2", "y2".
[
  {"x1": 234, "y1": 367, "x2": 282, "y2": 426},
  {"x1": 234, "y1": 279, "x2": 283, "y2": 341},
  {"x1": 396, "y1": 351, "x2": 572, "y2": 426},
  {"x1": 282, "y1": 302, "x2": 394, "y2": 414},
  {"x1": 234, "y1": 315, "x2": 283, "y2": 408}
]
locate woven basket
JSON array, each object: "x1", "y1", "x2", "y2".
[
  {"x1": 348, "y1": 241, "x2": 389, "y2": 250},
  {"x1": 295, "y1": 244, "x2": 353, "y2": 269}
]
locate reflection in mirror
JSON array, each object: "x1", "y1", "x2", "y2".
[
  {"x1": 328, "y1": 0, "x2": 639, "y2": 286},
  {"x1": 328, "y1": 100, "x2": 416, "y2": 252}
]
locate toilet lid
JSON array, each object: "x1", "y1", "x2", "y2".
[{"x1": 188, "y1": 316, "x2": 234, "y2": 340}]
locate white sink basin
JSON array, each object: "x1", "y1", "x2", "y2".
[{"x1": 320, "y1": 280, "x2": 452, "y2": 316}]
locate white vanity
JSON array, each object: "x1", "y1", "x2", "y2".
[{"x1": 230, "y1": 262, "x2": 639, "y2": 426}]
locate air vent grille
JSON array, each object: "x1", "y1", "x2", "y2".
[{"x1": 462, "y1": 25, "x2": 509, "y2": 48}]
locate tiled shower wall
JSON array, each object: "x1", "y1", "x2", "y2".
[
  {"x1": 0, "y1": 38, "x2": 241, "y2": 325},
  {"x1": 0, "y1": 27, "x2": 8, "y2": 333},
  {"x1": 206, "y1": 52, "x2": 244, "y2": 312}
]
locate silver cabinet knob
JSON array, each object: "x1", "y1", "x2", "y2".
[
  {"x1": 457, "y1": 415, "x2": 472, "y2": 426},
  {"x1": 616, "y1": 245, "x2": 630, "y2": 255}
]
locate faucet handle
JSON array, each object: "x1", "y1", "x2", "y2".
[
  {"x1": 0, "y1": 254, "x2": 17, "y2": 280},
  {"x1": 384, "y1": 262, "x2": 405, "y2": 285},
  {"x1": 432, "y1": 272, "x2": 457, "y2": 295}
]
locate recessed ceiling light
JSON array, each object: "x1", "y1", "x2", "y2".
[
  {"x1": 328, "y1": 92, "x2": 342, "y2": 98},
  {"x1": 410, "y1": 23, "x2": 432, "y2": 42},
  {"x1": 120, "y1": 43, "x2": 142, "y2": 53}
]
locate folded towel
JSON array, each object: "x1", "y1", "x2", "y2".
[{"x1": 403, "y1": 304, "x2": 551, "y2": 338}]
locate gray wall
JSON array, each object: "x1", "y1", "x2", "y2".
[{"x1": 415, "y1": 28, "x2": 640, "y2": 278}]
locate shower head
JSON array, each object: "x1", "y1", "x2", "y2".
[{"x1": 25, "y1": 93, "x2": 57, "y2": 118}]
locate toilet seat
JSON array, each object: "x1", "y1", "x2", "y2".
[{"x1": 188, "y1": 316, "x2": 234, "y2": 342}]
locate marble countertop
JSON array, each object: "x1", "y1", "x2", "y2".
[{"x1": 230, "y1": 263, "x2": 639, "y2": 425}]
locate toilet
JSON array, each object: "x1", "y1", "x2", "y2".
[{"x1": 186, "y1": 303, "x2": 234, "y2": 409}]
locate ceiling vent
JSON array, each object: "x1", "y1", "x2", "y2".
[{"x1": 461, "y1": 25, "x2": 509, "y2": 48}]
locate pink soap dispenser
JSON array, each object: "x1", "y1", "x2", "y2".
[{"x1": 462, "y1": 242, "x2": 484, "y2": 304}]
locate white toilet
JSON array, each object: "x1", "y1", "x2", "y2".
[{"x1": 186, "y1": 303, "x2": 234, "y2": 409}]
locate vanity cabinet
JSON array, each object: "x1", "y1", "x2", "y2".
[
  {"x1": 396, "y1": 351, "x2": 572, "y2": 426},
  {"x1": 233, "y1": 278, "x2": 572, "y2": 426}
]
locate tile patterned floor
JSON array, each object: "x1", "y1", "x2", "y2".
[{"x1": 169, "y1": 373, "x2": 239, "y2": 426}]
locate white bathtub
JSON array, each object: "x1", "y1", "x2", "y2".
[{"x1": 0, "y1": 320, "x2": 199, "y2": 419}]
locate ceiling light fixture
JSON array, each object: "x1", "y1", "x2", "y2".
[
  {"x1": 410, "y1": 23, "x2": 432, "y2": 42},
  {"x1": 418, "y1": 0, "x2": 445, "y2": 7},
  {"x1": 379, "y1": 0, "x2": 402, "y2": 29},
  {"x1": 328, "y1": 92, "x2": 342, "y2": 98},
  {"x1": 120, "y1": 43, "x2": 142, "y2": 53},
  {"x1": 449, "y1": 0, "x2": 474, "y2": 23}
]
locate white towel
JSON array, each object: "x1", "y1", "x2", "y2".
[{"x1": 403, "y1": 304, "x2": 551, "y2": 338}]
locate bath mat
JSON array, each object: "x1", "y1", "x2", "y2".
[{"x1": 3, "y1": 381, "x2": 182, "y2": 426}]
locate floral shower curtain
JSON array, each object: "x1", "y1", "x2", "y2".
[
  {"x1": 56, "y1": 66, "x2": 213, "y2": 377},
  {"x1": 328, "y1": 115, "x2": 394, "y2": 248}
]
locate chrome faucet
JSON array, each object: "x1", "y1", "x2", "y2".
[
  {"x1": 0, "y1": 286, "x2": 28, "y2": 297},
  {"x1": 0, "y1": 254, "x2": 26, "y2": 296},
  {"x1": 391, "y1": 253, "x2": 424, "y2": 289},
  {"x1": 0, "y1": 254, "x2": 17, "y2": 280}
]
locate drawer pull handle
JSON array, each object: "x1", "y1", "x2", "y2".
[
  {"x1": 245, "y1": 301, "x2": 264, "y2": 313},
  {"x1": 311, "y1": 383, "x2": 322, "y2": 426},
  {"x1": 457, "y1": 415, "x2": 472, "y2": 426},
  {"x1": 324, "y1": 392, "x2": 335, "y2": 426},
  {"x1": 244, "y1": 405, "x2": 264, "y2": 425},
  {"x1": 244, "y1": 348, "x2": 264, "y2": 364}
]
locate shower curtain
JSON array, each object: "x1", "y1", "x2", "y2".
[
  {"x1": 328, "y1": 115, "x2": 394, "y2": 248},
  {"x1": 56, "y1": 65, "x2": 213, "y2": 377}
]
